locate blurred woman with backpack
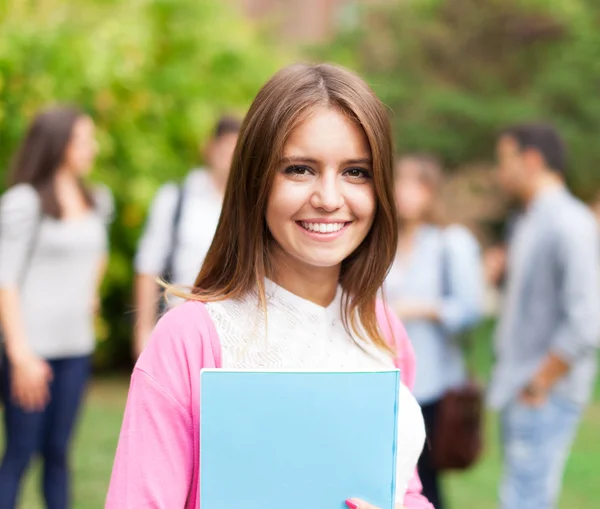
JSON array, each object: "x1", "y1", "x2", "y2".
[
  {"x1": 0, "y1": 105, "x2": 113, "y2": 509},
  {"x1": 383, "y1": 154, "x2": 484, "y2": 509}
]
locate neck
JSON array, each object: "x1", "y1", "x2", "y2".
[
  {"x1": 208, "y1": 169, "x2": 227, "y2": 198},
  {"x1": 269, "y1": 250, "x2": 339, "y2": 308},
  {"x1": 54, "y1": 167, "x2": 78, "y2": 188},
  {"x1": 398, "y1": 219, "x2": 422, "y2": 253},
  {"x1": 399, "y1": 219, "x2": 422, "y2": 238},
  {"x1": 523, "y1": 172, "x2": 564, "y2": 205}
]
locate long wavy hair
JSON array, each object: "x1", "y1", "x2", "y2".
[
  {"x1": 9, "y1": 105, "x2": 94, "y2": 218},
  {"x1": 175, "y1": 63, "x2": 398, "y2": 351}
]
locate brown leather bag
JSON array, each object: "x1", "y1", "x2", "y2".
[
  {"x1": 431, "y1": 231, "x2": 485, "y2": 471},
  {"x1": 431, "y1": 377, "x2": 484, "y2": 470}
]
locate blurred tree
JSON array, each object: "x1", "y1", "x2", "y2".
[
  {"x1": 0, "y1": 0, "x2": 287, "y2": 369},
  {"x1": 313, "y1": 0, "x2": 600, "y2": 198}
]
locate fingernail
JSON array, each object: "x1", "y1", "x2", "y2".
[{"x1": 345, "y1": 500, "x2": 359, "y2": 509}]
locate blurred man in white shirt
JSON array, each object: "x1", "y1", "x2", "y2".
[{"x1": 133, "y1": 116, "x2": 241, "y2": 358}]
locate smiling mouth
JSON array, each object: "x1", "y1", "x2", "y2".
[{"x1": 297, "y1": 221, "x2": 350, "y2": 233}]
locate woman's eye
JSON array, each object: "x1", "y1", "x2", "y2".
[
  {"x1": 284, "y1": 165, "x2": 312, "y2": 176},
  {"x1": 345, "y1": 167, "x2": 372, "y2": 179}
]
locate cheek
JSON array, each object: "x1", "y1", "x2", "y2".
[
  {"x1": 68, "y1": 139, "x2": 94, "y2": 166},
  {"x1": 395, "y1": 183, "x2": 427, "y2": 214},
  {"x1": 346, "y1": 183, "x2": 376, "y2": 224},
  {"x1": 265, "y1": 180, "x2": 304, "y2": 233}
]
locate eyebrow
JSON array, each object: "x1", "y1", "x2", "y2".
[{"x1": 280, "y1": 156, "x2": 373, "y2": 166}]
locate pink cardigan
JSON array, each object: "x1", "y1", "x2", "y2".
[{"x1": 106, "y1": 300, "x2": 433, "y2": 509}]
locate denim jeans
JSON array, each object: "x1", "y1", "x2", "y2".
[
  {"x1": 0, "y1": 355, "x2": 91, "y2": 509},
  {"x1": 499, "y1": 393, "x2": 583, "y2": 509}
]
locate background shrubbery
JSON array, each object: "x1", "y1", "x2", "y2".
[
  {"x1": 315, "y1": 0, "x2": 600, "y2": 197},
  {"x1": 2, "y1": 0, "x2": 600, "y2": 369},
  {"x1": 0, "y1": 0, "x2": 286, "y2": 368}
]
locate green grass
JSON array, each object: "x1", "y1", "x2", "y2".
[{"x1": 2, "y1": 326, "x2": 599, "y2": 508}]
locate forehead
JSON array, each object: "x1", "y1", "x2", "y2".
[
  {"x1": 395, "y1": 159, "x2": 422, "y2": 179},
  {"x1": 214, "y1": 132, "x2": 238, "y2": 145},
  {"x1": 283, "y1": 107, "x2": 370, "y2": 158},
  {"x1": 497, "y1": 135, "x2": 520, "y2": 154},
  {"x1": 73, "y1": 116, "x2": 94, "y2": 133}
]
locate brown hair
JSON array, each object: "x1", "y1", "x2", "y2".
[
  {"x1": 176, "y1": 63, "x2": 398, "y2": 351},
  {"x1": 213, "y1": 115, "x2": 242, "y2": 139},
  {"x1": 9, "y1": 105, "x2": 94, "y2": 218},
  {"x1": 395, "y1": 153, "x2": 446, "y2": 226}
]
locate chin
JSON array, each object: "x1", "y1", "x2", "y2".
[{"x1": 295, "y1": 251, "x2": 352, "y2": 271}]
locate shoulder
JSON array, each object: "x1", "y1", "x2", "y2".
[
  {"x1": 91, "y1": 183, "x2": 115, "y2": 223},
  {"x1": 149, "y1": 181, "x2": 181, "y2": 214},
  {"x1": 136, "y1": 300, "x2": 220, "y2": 383},
  {"x1": 1, "y1": 184, "x2": 40, "y2": 216},
  {"x1": 442, "y1": 224, "x2": 480, "y2": 252},
  {"x1": 553, "y1": 194, "x2": 598, "y2": 239},
  {"x1": 375, "y1": 300, "x2": 417, "y2": 389}
]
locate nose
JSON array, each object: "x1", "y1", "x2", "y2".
[{"x1": 310, "y1": 170, "x2": 344, "y2": 211}]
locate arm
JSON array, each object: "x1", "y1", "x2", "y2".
[
  {"x1": 105, "y1": 368, "x2": 193, "y2": 508},
  {"x1": 397, "y1": 325, "x2": 435, "y2": 509},
  {"x1": 92, "y1": 184, "x2": 113, "y2": 315},
  {"x1": 376, "y1": 303, "x2": 434, "y2": 509},
  {"x1": 437, "y1": 226, "x2": 484, "y2": 334},
  {"x1": 133, "y1": 274, "x2": 161, "y2": 357},
  {"x1": 393, "y1": 227, "x2": 484, "y2": 334},
  {"x1": 133, "y1": 184, "x2": 179, "y2": 358},
  {"x1": 524, "y1": 216, "x2": 600, "y2": 402},
  {"x1": 107, "y1": 305, "x2": 200, "y2": 508},
  {"x1": 93, "y1": 256, "x2": 108, "y2": 315},
  {"x1": 0, "y1": 185, "x2": 52, "y2": 411}
]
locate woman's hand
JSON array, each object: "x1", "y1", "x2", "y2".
[
  {"x1": 10, "y1": 354, "x2": 53, "y2": 412},
  {"x1": 394, "y1": 300, "x2": 440, "y2": 322},
  {"x1": 345, "y1": 499, "x2": 405, "y2": 509}
]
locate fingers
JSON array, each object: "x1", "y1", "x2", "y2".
[
  {"x1": 345, "y1": 499, "x2": 380, "y2": 509},
  {"x1": 11, "y1": 361, "x2": 52, "y2": 412},
  {"x1": 13, "y1": 378, "x2": 49, "y2": 412},
  {"x1": 42, "y1": 360, "x2": 54, "y2": 382}
]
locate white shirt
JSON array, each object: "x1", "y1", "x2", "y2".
[
  {"x1": 205, "y1": 279, "x2": 426, "y2": 501},
  {"x1": 135, "y1": 169, "x2": 222, "y2": 287}
]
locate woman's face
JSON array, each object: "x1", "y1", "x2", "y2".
[
  {"x1": 394, "y1": 160, "x2": 434, "y2": 222},
  {"x1": 63, "y1": 116, "x2": 98, "y2": 177},
  {"x1": 266, "y1": 106, "x2": 377, "y2": 276}
]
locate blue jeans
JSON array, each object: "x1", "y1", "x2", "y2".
[
  {"x1": 499, "y1": 393, "x2": 583, "y2": 509},
  {"x1": 0, "y1": 355, "x2": 91, "y2": 509}
]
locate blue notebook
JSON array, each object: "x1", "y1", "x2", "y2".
[{"x1": 200, "y1": 369, "x2": 400, "y2": 509}]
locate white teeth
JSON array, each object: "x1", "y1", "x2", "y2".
[{"x1": 301, "y1": 222, "x2": 345, "y2": 233}]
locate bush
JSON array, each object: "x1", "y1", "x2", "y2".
[
  {"x1": 314, "y1": 0, "x2": 600, "y2": 198},
  {"x1": 0, "y1": 0, "x2": 287, "y2": 369}
]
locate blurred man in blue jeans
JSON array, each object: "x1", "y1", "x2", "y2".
[{"x1": 488, "y1": 123, "x2": 600, "y2": 509}]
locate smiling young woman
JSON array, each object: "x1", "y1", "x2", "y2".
[{"x1": 107, "y1": 64, "x2": 433, "y2": 509}]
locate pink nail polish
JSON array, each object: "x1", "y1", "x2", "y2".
[{"x1": 345, "y1": 500, "x2": 359, "y2": 509}]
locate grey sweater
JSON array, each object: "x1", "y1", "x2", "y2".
[
  {"x1": 0, "y1": 184, "x2": 113, "y2": 359},
  {"x1": 488, "y1": 188, "x2": 600, "y2": 409}
]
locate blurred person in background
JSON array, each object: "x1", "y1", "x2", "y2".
[
  {"x1": 133, "y1": 115, "x2": 241, "y2": 358},
  {"x1": 0, "y1": 106, "x2": 113, "y2": 509},
  {"x1": 488, "y1": 123, "x2": 600, "y2": 509},
  {"x1": 383, "y1": 154, "x2": 484, "y2": 509}
]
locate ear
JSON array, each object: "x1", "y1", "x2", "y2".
[{"x1": 522, "y1": 148, "x2": 545, "y2": 172}]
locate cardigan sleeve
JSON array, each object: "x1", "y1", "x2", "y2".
[
  {"x1": 106, "y1": 301, "x2": 215, "y2": 509},
  {"x1": 376, "y1": 301, "x2": 435, "y2": 509},
  {"x1": 105, "y1": 368, "x2": 194, "y2": 508}
]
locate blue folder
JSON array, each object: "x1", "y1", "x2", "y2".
[{"x1": 200, "y1": 369, "x2": 400, "y2": 509}]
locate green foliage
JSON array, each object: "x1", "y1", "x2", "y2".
[
  {"x1": 0, "y1": 0, "x2": 287, "y2": 368},
  {"x1": 314, "y1": 0, "x2": 600, "y2": 198}
]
